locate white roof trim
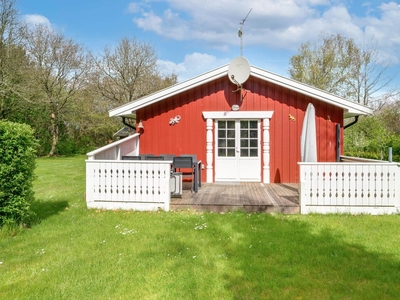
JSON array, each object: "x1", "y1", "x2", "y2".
[
  {"x1": 109, "y1": 64, "x2": 373, "y2": 118},
  {"x1": 250, "y1": 66, "x2": 373, "y2": 117},
  {"x1": 109, "y1": 65, "x2": 229, "y2": 117}
]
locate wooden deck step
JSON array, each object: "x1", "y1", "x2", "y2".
[{"x1": 170, "y1": 183, "x2": 299, "y2": 213}]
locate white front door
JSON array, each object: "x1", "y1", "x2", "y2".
[{"x1": 215, "y1": 120, "x2": 261, "y2": 182}]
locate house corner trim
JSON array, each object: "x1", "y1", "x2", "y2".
[{"x1": 205, "y1": 118, "x2": 214, "y2": 183}]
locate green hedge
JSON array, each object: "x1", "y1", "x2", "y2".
[{"x1": 0, "y1": 121, "x2": 38, "y2": 227}]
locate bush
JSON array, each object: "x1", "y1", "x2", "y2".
[{"x1": 0, "y1": 120, "x2": 38, "y2": 227}]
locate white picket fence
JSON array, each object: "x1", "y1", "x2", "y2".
[
  {"x1": 86, "y1": 160, "x2": 172, "y2": 211},
  {"x1": 299, "y1": 161, "x2": 400, "y2": 215},
  {"x1": 85, "y1": 133, "x2": 172, "y2": 211}
]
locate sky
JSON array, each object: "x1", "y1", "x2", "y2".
[{"x1": 17, "y1": 0, "x2": 400, "y2": 90}]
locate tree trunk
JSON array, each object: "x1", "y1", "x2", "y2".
[{"x1": 48, "y1": 114, "x2": 59, "y2": 157}]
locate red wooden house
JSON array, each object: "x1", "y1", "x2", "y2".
[{"x1": 109, "y1": 59, "x2": 372, "y2": 184}]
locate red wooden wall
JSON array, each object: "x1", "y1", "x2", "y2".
[{"x1": 136, "y1": 76, "x2": 344, "y2": 183}]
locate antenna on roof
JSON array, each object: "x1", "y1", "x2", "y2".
[{"x1": 238, "y1": 8, "x2": 252, "y2": 56}]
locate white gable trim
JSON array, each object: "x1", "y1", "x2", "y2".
[
  {"x1": 109, "y1": 65, "x2": 229, "y2": 117},
  {"x1": 250, "y1": 66, "x2": 373, "y2": 117},
  {"x1": 109, "y1": 64, "x2": 373, "y2": 118}
]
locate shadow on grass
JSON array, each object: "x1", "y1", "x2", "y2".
[
  {"x1": 134, "y1": 213, "x2": 400, "y2": 299},
  {"x1": 31, "y1": 199, "x2": 69, "y2": 223},
  {"x1": 220, "y1": 215, "x2": 400, "y2": 299}
]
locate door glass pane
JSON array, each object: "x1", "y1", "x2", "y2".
[
  {"x1": 218, "y1": 139, "x2": 226, "y2": 147},
  {"x1": 239, "y1": 120, "x2": 258, "y2": 158},
  {"x1": 250, "y1": 121, "x2": 257, "y2": 128},
  {"x1": 250, "y1": 139, "x2": 257, "y2": 147},
  {"x1": 227, "y1": 149, "x2": 235, "y2": 157},
  {"x1": 227, "y1": 139, "x2": 235, "y2": 147},
  {"x1": 218, "y1": 120, "x2": 236, "y2": 158},
  {"x1": 227, "y1": 121, "x2": 235, "y2": 128}
]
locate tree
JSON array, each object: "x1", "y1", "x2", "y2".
[
  {"x1": 345, "y1": 115, "x2": 391, "y2": 159},
  {"x1": 378, "y1": 97, "x2": 400, "y2": 135},
  {"x1": 67, "y1": 86, "x2": 121, "y2": 150},
  {"x1": 0, "y1": 0, "x2": 28, "y2": 119},
  {"x1": 22, "y1": 24, "x2": 91, "y2": 156},
  {"x1": 93, "y1": 37, "x2": 177, "y2": 107},
  {"x1": 289, "y1": 33, "x2": 392, "y2": 106}
]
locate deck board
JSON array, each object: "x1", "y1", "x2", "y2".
[{"x1": 171, "y1": 182, "x2": 299, "y2": 213}]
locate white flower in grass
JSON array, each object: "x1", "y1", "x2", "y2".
[
  {"x1": 36, "y1": 249, "x2": 45, "y2": 255},
  {"x1": 194, "y1": 223, "x2": 207, "y2": 230},
  {"x1": 119, "y1": 228, "x2": 136, "y2": 235}
]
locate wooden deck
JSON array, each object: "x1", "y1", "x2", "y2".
[{"x1": 170, "y1": 182, "x2": 300, "y2": 213}]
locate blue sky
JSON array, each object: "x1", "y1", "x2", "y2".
[{"x1": 18, "y1": 0, "x2": 400, "y2": 91}]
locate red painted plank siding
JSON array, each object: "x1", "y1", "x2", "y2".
[{"x1": 136, "y1": 76, "x2": 344, "y2": 183}]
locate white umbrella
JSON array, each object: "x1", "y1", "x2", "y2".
[{"x1": 300, "y1": 103, "x2": 318, "y2": 162}]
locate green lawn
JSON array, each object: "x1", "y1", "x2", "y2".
[{"x1": 1, "y1": 155, "x2": 399, "y2": 299}]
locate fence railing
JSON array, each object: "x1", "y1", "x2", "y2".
[
  {"x1": 86, "y1": 133, "x2": 172, "y2": 211},
  {"x1": 86, "y1": 133, "x2": 140, "y2": 161},
  {"x1": 86, "y1": 160, "x2": 172, "y2": 211},
  {"x1": 299, "y1": 161, "x2": 400, "y2": 215}
]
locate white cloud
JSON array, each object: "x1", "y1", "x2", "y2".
[
  {"x1": 131, "y1": 0, "x2": 400, "y2": 67},
  {"x1": 23, "y1": 14, "x2": 52, "y2": 28},
  {"x1": 130, "y1": 0, "x2": 332, "y2": 52},
  {"x1": 134, "y1": 10, "x2": 165, "y2": 35},
  {"x1": 127, "y1": 3, "x2": 141, "y2": 13},
  {"x1": 158, "y1": 52, "x2": 230, "y2": 82}
]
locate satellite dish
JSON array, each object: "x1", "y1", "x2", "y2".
[{"x1": 228, "y1": 56, "x2": 251, "y2": 85}]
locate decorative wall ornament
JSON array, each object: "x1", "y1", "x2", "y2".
[{"x1": 169, "y1": 115, "x2": 181, "y2": 125}]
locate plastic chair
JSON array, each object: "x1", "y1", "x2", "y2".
[{"x1": 173, "y1": 156, "x2": 195, "y2": 190}]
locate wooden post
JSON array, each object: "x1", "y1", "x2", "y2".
[
  {"x1": 206, "y1": 118, "x2": 214, "y2": 183},
  {"x1": 263, "y1": 118, "x2": 270, "y2": 183}
]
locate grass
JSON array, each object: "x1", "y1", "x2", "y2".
[{"x1": 0, "y1": 155, "x2": 400, "y2": 299}]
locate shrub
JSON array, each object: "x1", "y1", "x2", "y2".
[{"x1": 0, "y1": 120, "x2": 38, "y2": 227}]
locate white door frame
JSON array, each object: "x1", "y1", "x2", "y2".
[{"x1": 202, "y1": 111, "x2": 274, "y2": 183}]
